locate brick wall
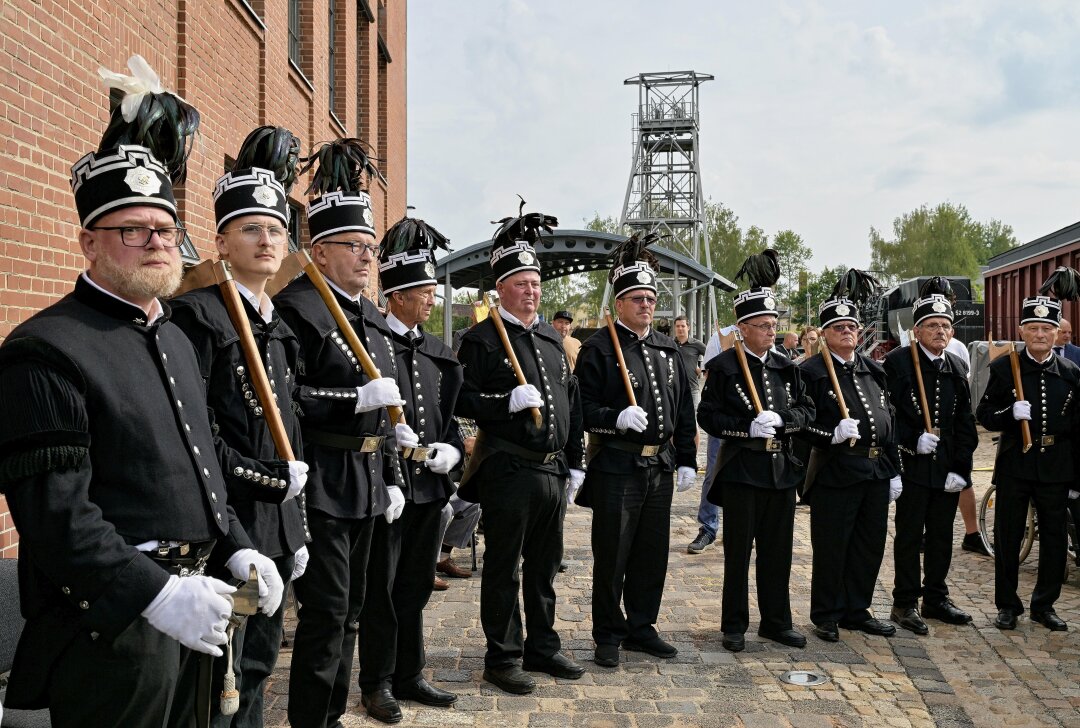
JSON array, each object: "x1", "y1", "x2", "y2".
[{"x1": 0, "y1": 0, "x2": 408, "y2": 557}]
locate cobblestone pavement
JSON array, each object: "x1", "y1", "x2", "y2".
[{"x1": 265, "y1": 430, "x2": 1080, "y2": 727}]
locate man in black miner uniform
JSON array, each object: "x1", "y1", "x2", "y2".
[
  {"x1": 355, "y1": 219, "x2": 464, "y2": 723},
  {"x1": 456, "y1": 204, "x2": 586, "y2": 695},
  {"x1": 0, "y1": 56, "x2": 283, "y2": 728},
  {"x1": 170, "y1": 126, "x2": 311, "y2": 727},
  {"x1": 884, "y1": 279, "x2": 978, "y2": 635},
  {"x1": 799, "y1": 270, "x2": 900, "y2": 643},
  {"x1": 696, "y1": 249, "x2": 815, "y2": 653},
  {"x1": 575, "y1": 232, "x2": 697, "y2": 668},
  {"x1": 976, "y1": 269, "x2": 1080, "y2": 632},
  {"x1": 275, "y1": 139, "x2": 414, "y2": 728}
]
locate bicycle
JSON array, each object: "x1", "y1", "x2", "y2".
[{"x1": 977, "y1": 483, "x2": 1077, "y2": 577}]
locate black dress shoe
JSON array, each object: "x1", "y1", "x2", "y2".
[
  {"x1": 813, "y1": 622, "x2": 839, "y2": 642},
  {"x1": 961, "y1": 532, "x2": 991, "y2": 557},
  {"x1": 921, "y1": 599, "x2": 972, "y2": 625},
  {"x1": 890, "y1": 606, "x2": 929, "y2": 635},
  {"x1": 594, "y1": 643, "x2": 619, "y2": 667},
  {"x1": 721, "y1": 633, "x2": 745, "y2": 652},
  {"x1": 994, "y1": 609, "x2": 1017, "y2": 630},
  {"x1": 622, "y1": 635, "x2": 678, "y2": 658},
  {"x1": 361, "y1": 688, "x2": 403, "y2": 724},
  {"x1": 757, "y1": 628, "x2": 806, "y2": 648},
  {"x1": 393, "y1": 678, "x2": 457, "y2": 707},
  {"x1": 1031, "y1": 610, "x2": 1068, "y2": 631},
  {"x1": 483, "y1": 665, "x2": 536, "y2": 694},
  {"x1": 839, "y1": 617, "x2": 897, "y2": 637},
  {"x1": 523, "y1": 652, "x2": 586, "y2": 679}
]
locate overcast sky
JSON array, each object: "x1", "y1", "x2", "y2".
[{"x1": 407, "y1": 1, "x2": 1080, "y2": 272}]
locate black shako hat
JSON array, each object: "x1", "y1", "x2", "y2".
[
  {"x1": 912, "y1": 277, "x2": 955, "y2": 326},
  {"x1": 818, "y1": 269, "x2": 880, "y2": 328},
  {"x1": 1022, "y1": 266, "x2": 1080, "y2": 326},
  {"x1": 378, "y1": 218, "x2": 450, "y2": 294},
  {"x1": 609, "y1": 231, "x2": 660, "y2": 300},
  {"x1": 71, "y1": 55, "x2": 199, "y2": 227},
  {"x1": 489, "y1": 198, "x2": 555, "y2": 283},
  {"x1": 213, "y1": 126, "x2": 301, "y2": 231},
  {"x1": 299, "y1": 138, "x2": 379, "y2": 245},
  {"x1": 732, "y1": 249, "x2": 780, "y2": 323}
]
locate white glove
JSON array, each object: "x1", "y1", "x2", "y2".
[
  {"x1": 290, "y1": 545, "x2": 309, "y2": 581},
  {"x1": 226, "y1": 548, "x2": 285, "y2": 617},
  {"x1": 1069, "y1": 490, "x2": 1079, "y2": 500},
  {"x1": 831, "y1": 418, "x2": 861, "y2": 444},
  {"x1": 944, "y1": 472, "x2": 967, "y2": 493},
  {"x1": 616, "y1": 405, "x2": 649, "y2": 433},
  {"x1": 889, "y1": 475, "x2": 903, "y2": 502},
  {"x1": 142, "y1": 574, "x2": 234, "y2": 655},
  {"x1": 1011, "y1": 400, "x2": 1031, "y2": 421},
  {"x1": 391, "y1": 422, "x2": 420, "y2": 449},
  {"x1": 354, "y1": 378, "x2": 405, "y2": 414},
  {"x1": 385, "y1": 485, "x2": 406, "y2": 523},
  {"x1": 567, "y1": 469, "x2": 586, "y2": 503},
  {"x1": 754, "y1": 411, "x2": 783, "y2": 428},
  {"x1": 916, "y1": 432, "x2": 940, "y2": 455},
  {"x1": 749, "y1": 420, "x2": 776, "y2": 439},
  {"x1": 676, "y1": 466, "x2": 696, "y2": 492},
  {"x1": 509, "y1": 384, "x2": 544, "y2": 413},
  {"x1": 426, "y1": 442, "x2": 462, "y2": 475},
  {"x1": 286, "y1": 460, "x2": 308, "y2": 501}
]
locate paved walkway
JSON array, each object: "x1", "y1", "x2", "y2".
[{"x1": 264, "y1": 430, "x2": 1080, "y2": 727}]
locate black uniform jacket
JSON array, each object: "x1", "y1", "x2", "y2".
[
  {"x1": 455, "y1": 316, "x2": 584, "y2": 502},
  {"x1": 390, "y1": 325, "x2": 463, "y2": 505},
  {"x1": 976, "y1": 352, "x2": 1080, "y2": 485},
  {"x1": 883, "y1": 345, "x2": 977, "y2": 488},
  {"x1": 274, "y1": 275, "x2": 401, "y2": 520},
  {"x1": 171, "y1": 285, "x2": 307, "y2": 558},
  {"x1": 798, "y1": 352, "x2": 899, "y2": 489},
  {"x1": 0, "y1": 277, "x2": 253, "y2": 706},
  {"x1": 697, "y1": 347, "x2": 815, "y2": 497}
]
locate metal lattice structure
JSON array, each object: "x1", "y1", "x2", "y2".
[{"x1": 617, "y1": 71, "x2": 716, "y2": 336}]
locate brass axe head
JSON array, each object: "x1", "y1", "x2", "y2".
[{"x1": 231, "y1": 564, "x2": 261, "y2": 617}]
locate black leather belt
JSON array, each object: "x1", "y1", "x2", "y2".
[
  {"x1": 483, "y1": 432, "x2": 562, "y2": 464},
  {"x1": 590, "y1": 432, "x2": 667, "y2": 457},
  {"x1": 839, "y1": 445, "x2": 884, "y2": 459},
  {"x1": 146, "y1": 540, "x2": 216, "y2": 577},
  {"x1": 727, "y1": 438, "x2": 784, "y2": 453},
  {"x1": 306, "y1": 428, "x2": 385, "y2": 452}
]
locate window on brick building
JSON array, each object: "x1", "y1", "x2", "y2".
[
  {"x1": 356, "y1": 2, "x2": 373, "y2": 140},
  {"x1": 328, "y1": 0, "x2": 336, "y2": 114},
  {"x1": 288, "y1": 203, "x2": 303, "y2": 252},
  {"x1": 288, "y1": 0, "x2": 302, "y2": 68},
  {"x1": 376, "y1": 0, "x2": 390, "y2": 180}
]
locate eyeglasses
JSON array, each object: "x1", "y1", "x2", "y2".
[
  {"x1": 829, "y1": 323, "x2": 859, "y2": 333},
  {"x1": 221, "y1": 223, "x2": 289, "y2": 246},
  {"x1": 89, "y1": 226, "x2": 186, "y2": 248},
  {"x1": 621, "y1": 295, "x2": 657, "y2": 307},
  {"x1": 319, "y1": 241, "x2": 381, "y2": 257},
  {"x1": 744, "y1": 321, "x2": 778, "y2": 333},
  {"x1": 918, "y1": 322, "x2": 953, "y2": 332}
]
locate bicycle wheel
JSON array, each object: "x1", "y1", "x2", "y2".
[
  {"x1": 978, "y1": 485, "x2": 996, "y2": 556},
  {"x1": 1019, "y1": 503, "x2": 1037, "y2": 563}
]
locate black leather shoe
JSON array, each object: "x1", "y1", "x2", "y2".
[
  {"x1": 839, "y1": 617, "x2": 897, "y2": 637},
  {"x1": 483, "y1": 665, "x2": 536, "y2": 694},
  {"x1": 721, "y1": 632, "x2": 745, "y2": 652},
  {"x1": 961, "y1": 532, "x2": 991, "y2": 557},
  {"x1": 994, "y1": 609, "x2": 1018, "y2": 630},
  {"x1": 523, "y1": 652, "x2": 586, "y2": 679},
  {"x1": 1031, "y1": 610, "x2": 1068, "y2": 631},
  {"x1": 594, "y1": 643, "x2": 619, "y2": 667},
  {"x1": 393, "y1": 678, "x2": 457, "y2": 707},
  {"x1": 361, "y1": 688, "x2": 403, "y2": 724},
  {"x1": 890, "y1": 606, "x2": 929, "y2": 635},
  {"x1": 813, "y1": 622, "x2": 839, "y2": 642},
  {"x1": 757, "y1": 628, "x2": 806, "y2": 648},
  {"x1": 622, "y1": 635, "x2": 678, "y2": 658},
  {"x1": 921, "y1": 599, "x2": 972, "y2": 625}
]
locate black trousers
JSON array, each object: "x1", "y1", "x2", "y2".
[
  {"x1": 994, "y1": 477, "x2": 1068, "y2": 614},
  {"x1": 808, "y1": 478, "x2": 890, "y2": 625},
  {"x1": 589, "y1": 464, "x2": 673, "y2": 646},
  {"x1": 211, "y1": 553, "x2": 295, "y2": 728},
  {"x1": 720, "y1": 482, "x2": 796, "y2": 634},
  {"x1": 47, "y1": 612, "x2": 197, "y2": 728},
  {"x1": 477, "y1": 461, "x2": 565, "y2": 668},
  {"x1": 892, "y1": 482, "x2": 959, "y2": 608},
  {"x1": 288, "y1": 509, "x2": 374, "y2": 728},
  {"x1": 357, "y1": 499, "x2": 445, "y2": 692}
]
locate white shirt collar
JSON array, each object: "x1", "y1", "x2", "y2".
[
  {"x1": 830, "y1": 350, "x2": 856, "y2": 365},
  {"x1": 918, "y1": 343, "x2": 943, "y2": 362},
  {"x1": 616, "y1": 319, "x2": 651, "y2": 339},
  {"x1": 234, "y1": 281, "x2": 274, "y2": 324},
  {"x1": 325, "y1": 277, "x2": 365, "y2": 304},
  {"x1": 742, "y1": 345, "x2": 768, "y2": 363},
  {"x1": 385, "y1": 311, "x2": 420, "y2": 338},
  {"x1": 1026, "y1": 348, "x2": 1054, "y2": 365},
  {"x1": 499, "y1": 307, "x2": 539, "y2": 330},
  {"x1": 82, "y1": 271, "x2": 163, "y2": 325}
]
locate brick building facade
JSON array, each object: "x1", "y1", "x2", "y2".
[{"x1": 0, "y1": 0, "x2": 408, "y2": 556}]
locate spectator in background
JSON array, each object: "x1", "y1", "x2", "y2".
[
  {"x1": 673, "y1": 315, "x2": 707, "y2": 409},
  {"x1": 552, "y1": 310, "x2": 581, "y2": 370},
  {"x1": 1053, "y1": 318, "x2": 1080, "y2": 366},
  {"x1": 778, "y1": 331, "x2": 800, "y2": 359},
  {"x1": 794, "y1": 326, "x2": 820, "y2": 364}
]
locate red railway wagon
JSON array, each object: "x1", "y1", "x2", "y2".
[{"x1": 983, "y1": 220, "x2": 1080, "y2": 341}]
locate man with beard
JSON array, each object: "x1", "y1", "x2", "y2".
[
  {"x1": 275, "y1": 139, "x2": 413, "y2": 728},
  {"x1": 455, "y1": 205, "x2": 586, "y2": 695},
  {"x1": 0, "y1": 56, "x2": 283, "y2": 727}
]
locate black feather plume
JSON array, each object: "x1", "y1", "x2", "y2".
[
  {"x1": 607, "y1": 231, "x2": 661, "y2": 283},
  {"x1": 380, "y1": 217, "x2": 450, "y2": 260},
  {"x1": 299, "y1": 138, "x2": 379, "y2": 196},
  {"x1": 235, "y1": 126, "x2": 302, "y2": 193},
  {"x1": 918, "y1": 276, "x2": 954, "y2": 303},
  {"x1": 1039, "y1": 266, "x2": 1080, "y2": 301},
  {"x1": 830, "y1": 268, "x2": 881, "y2": 306},
  {"x1": 98, "y1": 92, "x2": 200, "y2": 184},
  {"x1": 490, "y1": 196, "x2": 558, "y2": 245},
  {"x1": 734, "y1": 248, "x2": 780, "y2": 289}
]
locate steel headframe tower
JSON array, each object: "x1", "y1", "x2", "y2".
[{"x1": 617, "y1": 70, "x2": 716, "y2": 337}]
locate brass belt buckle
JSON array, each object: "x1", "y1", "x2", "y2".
[
  {"x1": 542, "y1": 452, "x2": 558, "y2": 464},
  {"x1": 410, "y1": 446, "x2": 433, "y2": 461},
  {"x1": 1041, "y1": 435, "x2": 1055, "y2": 447},
  {"x1": 178, "y1": 543, "x2": 191, "y2": 556},
  {"x1": 361, "y1": 436, "x2": 381, "y2": 452},
  {"x1": 641, "y1": 444, "x2": 660, "y2": 456},
  {"x1": 868, "y1": 446, "x2": 882, "y2": 459},
  {"x1": 765, "y1": 439, "x2": 782, "y2": 452}
]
